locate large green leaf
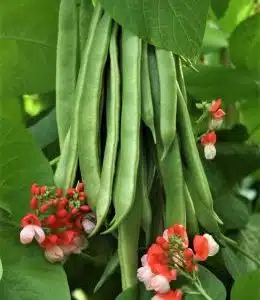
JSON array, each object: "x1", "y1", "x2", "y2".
[
  {"x1": 202, "y1": 22, "x2": 228, "y2": 53},
  {"x1": 218, "y1": 0, "x2": 254, "y2": 33},
  {"x1": 184, "y1": 65, "x2": 259, "y2": 103},
  {"x1": 0, "y1": 225, "x2": 70, "y2": 300},
  {"x1": 222, "y1": 246, "x2": 246, "y2": 279},
  {"x1": 211, "y1": 0, "x2": 230, "y2": 19},
  {"x1": 230, "y1": 13, "x2": 260, "y2": 76},
  {"x1": 185, "y1": 266, "x2": 226, "y2": 300},
  {"x1": 0, "y1": 118, "x2": 54, "y2": 221},
  {"x1": 235, "y1": 214, "x2": 260, "y2": 272},
  {"x1": 231, "y1": 269, "x2": 260, "y2": 300},
  {"x1": 99, "y1": 0, "x2": 210, "y2": 59},
  {"x1": 116, "y1": 284, "x2": 138, "y2": 300},
  {"x1": 0, "y1": 0, "x2": 59, "y2": 97}
]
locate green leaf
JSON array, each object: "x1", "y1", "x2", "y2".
[
  {"x1": 0, "y1": 118, "x2": 54, "y2": 221},
  {"x1": 0, "y1": 0, "x2": 59, "y2": 98},
  {"x1": 0, "y1": 225, "x2": 70, "y2": 300},
  {"x1": 231, "y1": 269, "x2": 260, "y2": 300},
  {"x1": 202, "y1": 22, "x2": 228, "y2": 53},
  {"x1": 214, "y1": 191, "x2": 249, "y2": 230},
  {"x1": 218, "y1": 0, "x2": 254, "y2": 33},
  {"x1": 211, "y1": 0, "x2": 230, "y2": 19},
  {"x1": 99, "y1": 0, "x2": 210, "y2": 59},
  {"x1": 185, "y1": 266, "x2": 226, "y2": 300},
  {"x1": 230, "y1": 13, "x2": 260, "y2": 76},
  {"x1": 94, "y1": 251, "x2": 119, "y2": 293},
  {"x1": 116, "y1": 284, "x2": 138, "y2": 300},
  {"x1": 28, "y1": 109, "x2": 58, "y2": 149},
  {"x1": 235, "y1": 214, "x2": 260, "y2": 273},
  {"x1": 222, "y1": 246, "x2": 245, "y2": 279},
  {"x1": 184, "y1": 65, "x2": 259, "y2": 103}
]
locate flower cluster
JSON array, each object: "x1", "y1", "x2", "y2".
[
  {"x1": 20, "y1": 182, "x2": 96, "y2": 263},
  {"x1": 137, "y1": 224, "x2": 219, "y2": 300},
  {"x1": 197, "y1": 99, "x2": 225, "y2": 160}
]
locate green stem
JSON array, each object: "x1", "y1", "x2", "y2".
[
  {"x1": 194, "y1": 281, "x2": 213, "y2": 300},
  {"x1": 222, "y1": 235, "x2": 260, "y2": 267},
  {"x1": 50, "y1": 156, "x2": 60, "y2": 166}
]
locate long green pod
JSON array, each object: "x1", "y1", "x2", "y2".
[
  {"x1": 177, "y1": 84, "x2": 215, "y2": 212},
  {"x1": 78, "y1": 12, "x2": 112, "y2": 208},
  {"x1": 103, "y1": 29, "x2": 142, "y2": 233},
  {"x1": 79, "y1": 0, "x2": 93, "y2": 57},
  {"x1": 184, "y1": 182, "x2": 199, "y2": 235},
  {"x1": 56, "y1": 0, "x2": 78, "y2": 149},
  {"x1": 158, "y1": 136, "x2": 186, "y2": 228},
  {"x1": 184, "y1": 167, "x2": 221, "y2": 236},
  {"x1": 118, "y1": 168, "x2": 142, "y2": 290},
  {"x1": 155, "y1": 49, "x2": 177, "y2": 160},
  {"x1": 90, "y1": 24, "x2": 120, "y2": 236},
  {"x1": 140, "y1": 140, "x2": 152, "y2": 246},
  {"x1": 175, "y1": 55, "x2": 187, "y2": 103},
  {"x1": 54, "y1": 3, "x2": 103, "y2": 190},
  {"x1": 141, "y1": 42, "x2": 156, "y2": 142}
]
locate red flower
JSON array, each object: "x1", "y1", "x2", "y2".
[
  {"x1": 209, "y1": 99, "x2": 225, "y2": 120},
  {"x1": 153, "y1": 289, "x2": 183, "y2": 300},
  {"x1": 200, "y1": 131, "x2": 216, "y2": 146},
  {"x1": 31, "y1": 183, "x2": 40, "y2": 195},
  {"x1": 55, "y1": 188, "x2": 63, "y2": 197},
  {"x1": 41, "y1": 234, "x2": 58, "y2": 249},
  {"x1": 193, "y1": 235, "x2": 209, "y2": 261},
  {"x1": 21, "y1": 213, "x2": 41, "y2": 227},
  {"x1": 165, "y1": 224, "x2": 189, "y2": 247},
  {"x1": 67, "y1": 188, "x2": 75, "y2": 197},
  {"x1": 30, "y1": 197, "x2": 38, "y2": 210},
  {"x1": 76, "y1": 182, "x2": 84, "y2": 192}
]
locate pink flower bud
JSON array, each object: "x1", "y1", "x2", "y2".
[
  {"x1": 137, "y1": 266, "x2": 154, "y2": 290},
  {"x1": 141, "y1": 254, "x2": 148, "y2": 266},
  {"x1": 204, "y1": 144, "x2": 216, "y2": 160},
  {"x1": 150, "y1": 275, "x2": 170, "y2": 293},
  {"x1": 20, "y1": 225, "x2": 35, "y2": 244},
  {"x1": 72, "y1": 236, "x2": 88, "y2": 253},
  {"x1": 203, "y1": 234, "x2": 219, "y2": 256},
  {"x1": 82, "y1": 219, "x2": 95, "y2": 234},
  {"x1": 33, "y1": 225, "x2": 46, "y2": 243},
  {"x1": 44, "y1": 246, "x2": 64, "y2": 263}
]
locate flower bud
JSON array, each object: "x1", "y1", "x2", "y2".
[
  {"x1": 44, "y1": 245, "x2": 64, "y2": 263},
  {"x1": 203, "y1": 234, "x2": 219, "y2": 256},
  {"x1": 150, "y1": 275, "x2": 170, "y2": 293},
  {"x1": 82, "y1": 219, "x2": 95, "y2": 234},
  {"x1": 204, "y1": 144, "x2": 216, "y2": 160},
  {"x1": 137, "y1": 266, "x2": 154, "y2": 290},
  {"x1": 20, "y1": 225, "x2": 35, "y2": 244}
]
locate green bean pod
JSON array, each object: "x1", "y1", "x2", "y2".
[
  {"x1": 184, "y1": 167, "x2": 221, "y2": 236},
  {"x1": 175, "y1": 55, "x2": 187, "y2": 103},
  {"x1": 90, "y1": 24, "x2": 120, "y2": 236},
  {"x1": 184, "y1": 182, "x2": 199, "y2": 235},
  {"x1": 54, "y1": 3, "x2": 103, "y2": 191},
  {"x1": 155, "y1": 49, "x2": 177, "y2": 160},
  {"x1": 56, "y1": 0, "x2": 78, "y2": 149},
  {"x1": 177, "y1": 84, "x2": 215, "y2": 211},
  {"x1": 140, "y1": 140, "x2": 153, "y2": 246},
  {"x1": 78, "y1": 12, "x2": 112, "y2": 208},
  {"x1": 78, "y1": 0, "x2": 93, "y2": 57},
  {"x1": 104, "y1": 29, "x2": 142, "y2": 233},
  {"x1": 118, "y1": 167, "x2": 142, "y2": 290},
  {"x1": 158, "y1": 135, "x2": 186, "y2": 228},
  {"x1": 141, "y1": 41, "x2": 156, "y2": 142}
]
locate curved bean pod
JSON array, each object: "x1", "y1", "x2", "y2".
[
  {"x1": 78, "y1": 12, "x2": 112, "y2": 208},
  {"x1": 141, "y1": 41, "x2": 156, "y2": 142},
  {"x1": 56, "y1": 0, "x2": 78, "y2": 148},
  {"x1": 54, "y1": 3, "x2": 102, "y2": 191},
  {"x1": 104, "y1": 28, "x2": 142, "y2": 232},
  {"x1": 155, "y1": 49, "x2": 177, "y2": 161},
  {"x1": 184, "y1": 182, "x2": 199, "y2": 235},
  {"x1": 90, "y1": 23, "x2": 120, "y2": 236}
]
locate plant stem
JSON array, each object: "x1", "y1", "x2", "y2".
[
  {"x1": 222, "y1": 235, "x2": 260, "y2": 267},
  {"x1": 50, "y1": 156, "x2": 60, "y2": 166},
  {"x1": 194, "y1": 281, "x2": 213, "y2": 300}
]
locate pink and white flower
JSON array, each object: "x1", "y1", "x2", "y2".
[{"x1": 20, "y1": 224, "x2": 45, "y2": 244}]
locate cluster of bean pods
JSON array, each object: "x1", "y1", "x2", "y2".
[{"x1": 54, "y1": 1, "x2": 223, "y2": 292}]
